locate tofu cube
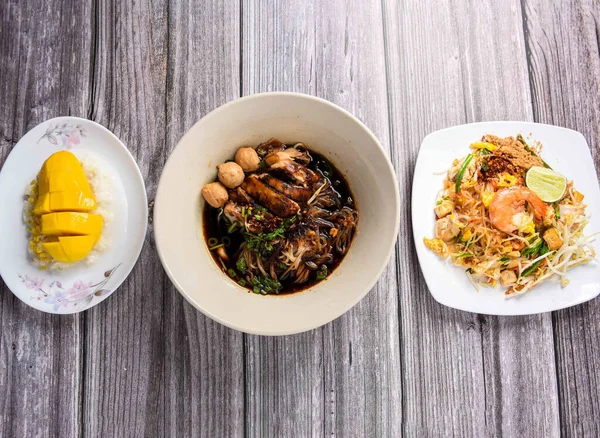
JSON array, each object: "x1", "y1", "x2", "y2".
[
  {"x1": 543, "y1": 228, "x2": 563, "y2": 251},
  {"x1": 434, "y1": 200, "x2": 454, "y2": 218},
  {"x1": 500, "y1": 270, "x2": 517, "y2": 286}
]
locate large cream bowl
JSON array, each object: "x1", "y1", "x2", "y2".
[{"x1": 154, "y1": 93, "x2": 399, "y2": 335}]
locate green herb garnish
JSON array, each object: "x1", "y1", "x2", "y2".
[
  {"x1": 244, "y1": 215, "x2": 298, "y2": 254},
  {"x1": 227, "y1": 222, "x2": 238, "y2": 233},
  {"x1": 251, "y1": 275, "x2": 282, "y2": 295},
  {"x1": 521, "y1": 239, "x2": 543, "y2": 257},
  {"x1": 455, "y1": 154, "x2": 473, "y2": 193},
  {"x1": 227, "y1": 268, "x2": 237, "y2": 278},
  {"x1": 456, "y1": 253, "x2": 474, "y2": 258},
  {"x1": 521, "y1": 244, "x2": 549, "y2": 277},
  {"x1": 316, "y1": 266, "x2": 328, "y2": 280},
  {"x1": 236, "y1": 257, "x2": 247, "y2": 275},
  {"x1": 237, "y1": 279, "x2": 247, "y2": 287}
]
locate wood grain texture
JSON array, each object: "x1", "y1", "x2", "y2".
[
  {"x1": 382, "y1": 0, "x2": 559, "y2": 435},
  {"x1": 0, "y1": 0, "x2": 92, "y2": 436},
  {"x1": 242, "y1": 1, "x2": 402, "y2": 436},
  {"x1": 523, "y1": 0, "x2": 600, "y2": 435},
  {"x1": 164, "y1": 1, "x2": 244, "y2": 437},
  {"x1": 83, "y1": 0, "x2": 244, "y2": 437},
  {"x1": 82, "y1": 0, "x2": 170, "y2": 435},
  {"x1": 1, "y1": 0, "x2": 599, "y2": 435},
  {"x1": 242, "y1": 3, "x2": 324, "y2": 436}
]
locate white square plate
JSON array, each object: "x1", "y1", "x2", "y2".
[{"x1": 412, "y1": 122, "x2": 600, "y2": 315}]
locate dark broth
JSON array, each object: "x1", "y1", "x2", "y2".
[{"x1": 203, "y1": 145, "x2": 356, "y2": 295}]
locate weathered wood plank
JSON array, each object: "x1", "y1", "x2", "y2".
[
  {"x1": 523, "y1": 0, "x2": 600, "y2": 435},
  {"x1": 82, "y1": 0, "x2": 170, "y2": 434},
  {"x1": 382, "y1": 0, "x2": 559, "y2": 435},
  {"x1": 242, "y1": 3, "x2": 325, "y2": 436},
  {"x1": 242, "y1": 1, "x2": 402, "y2": 436},
  {"x1": 313, "y1": 0, "x2": 403, "y2": 435},
  {"x1": 164, "y1": 1, "x2": 244, "y2": 437},
  {"x1": 0, "y1": 0, "x2": 92, "y2": 436},
  {"x1": 82, "y1": 0, "x2": 244, "y2": 436}
]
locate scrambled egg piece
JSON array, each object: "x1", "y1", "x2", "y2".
[
  {"x1": 497, "y1": 173, "x2": 518, "y2": 187},
  {"x1": 470, "y1": 142, "x2": 498, "y2": 151},
  {"x1": 481, "y1": 190, "x2": 494, "y2": 208},
  {"x1": 424, "y1": 238, "x2": 449, "y2": 257}
]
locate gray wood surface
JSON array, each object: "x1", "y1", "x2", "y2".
[
  {"x1": 0, "y1": 0, "x2": 92, "y2": 436},
  {"x1": 524, "y1": 1, "x2": 600, "y2": 436},
  {"x1": 0, "y1": 0, "x2": 599, "y2": 437}
]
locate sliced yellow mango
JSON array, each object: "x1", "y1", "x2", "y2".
[
  {"x1": 41, "y1": 240, "x2": 70, "y2": 262},
  {"x1": 42, "y1": 151, "x2": 84, "y2": 172},
  {"x1": 41, "y1": 212, "x2": 103, "y2": 236},
  {"x1": 34, "y1": 194, "x2": 51, "y2": 215},
  {"x1": 33, "y1": 151, "x2": 96, "y2": 215},
  {"x1": 57, "y1": 235, "x2": 98, "y2": 262},
  {"x1": 41, "y1": 236, "x2": 98, "y2": 263},
  {"x1": 48, "y1": 191, "x2": 97, "y2": 212},
  {"x1": 33, "y1": 151, "x2": 103, "y2": 263}
]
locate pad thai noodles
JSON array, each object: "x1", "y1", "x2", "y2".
[{"x1": 424, "y1": 134, "x2": 596, "y2": 297}]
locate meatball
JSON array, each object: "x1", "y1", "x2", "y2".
[
  {"x1": 234, "y1": 147, "x2": 260, "y2": 172},
  {"x1": 217, "y1": 162, "x2": 245, "y2": 188},
  {"x1": 201, "y1": 182, "x2": 228, "y2": 208}
]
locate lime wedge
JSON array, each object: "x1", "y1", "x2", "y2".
[{"x1": 525, "y1": 166, "x2": 567, "y2": 202}]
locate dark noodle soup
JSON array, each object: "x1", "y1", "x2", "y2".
[{"x1": 202, "y1": 139, "x2": 358, "y2": 295}]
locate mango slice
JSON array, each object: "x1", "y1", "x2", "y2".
[
  {"x1": 32, "y1": 151, "x2": 103, "y2": 264},
  {"x1": 34, "y1": 151, "x2": 97, "y2": 215},
  {"x1": 41, "y1": 212, "x2": 103, "y2": 237},
  {"x1": 42, "y1": 235, "x2": 99, "y2": 263},
  {"x1": 41, "y1": 240, "x2": 69, "y2": 262}
]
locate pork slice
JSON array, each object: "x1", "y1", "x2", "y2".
[
  {"x1": 241, "y1": 174, "x2": 300, "y2": 218},
  {"x1": 260, "y1": 174, "x2": 314, "y2": 202}
]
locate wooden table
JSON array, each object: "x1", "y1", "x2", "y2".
[{"x1": 1, "y1": 1, "x2": 599, "y2": 436}]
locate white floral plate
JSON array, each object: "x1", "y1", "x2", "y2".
[
  {"x1": 413, "y1": 122, "x2": 600, "y2": 315},
  {"x1": 0, "y1": 117, "x2": 147, "y2": 313}
]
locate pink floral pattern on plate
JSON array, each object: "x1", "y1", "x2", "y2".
[
  {"x1": 19, "y1": 265, "x2": 120, "y2": 312},
  {"x1": 38, "y1": 123, "x2": 86, "y2": 149}
]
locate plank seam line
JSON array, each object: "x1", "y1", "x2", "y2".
[
  {"x1": 478, "y1": 314, "x2": 488, "y2": 432},
  {"x1": 239, "y1": 2, "x2": 249, "y2": 438},
  {"x1": 519, "y1": 0, "x2": 562, "y2": 432},
  {"x1": 80, "y1": 0, "x2": 100, "y2": 435},
  {"x1": 86, "y1": 0, "x2": 99, "y2": 121},
  {"x1": 163, "y1": 0, "x2": 172, "y2": 433},
  {"x1": 239, "y1": 0, "x2": 243, "y2": 99},
  {"x1": 519, "y1": 0, "x2": 538, "y2": 121},
  {"x1": 378, "y1": 0, "x2": 405, "y2": 432},
  {"x1": 552, "y1": 311, "x2": 567, "y2": 435}
]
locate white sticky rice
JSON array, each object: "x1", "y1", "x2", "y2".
[{"x1": 23, "y1": 155, "x2": 115, "y2": 271}]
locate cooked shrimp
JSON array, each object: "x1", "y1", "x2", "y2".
[{"x1": 489, "y1": 186, "x2": 548, "y2": 233}]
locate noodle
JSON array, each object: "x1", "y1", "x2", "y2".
[{"x1": 424, "y1": 134, "x2": 596, "y2": 297}]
